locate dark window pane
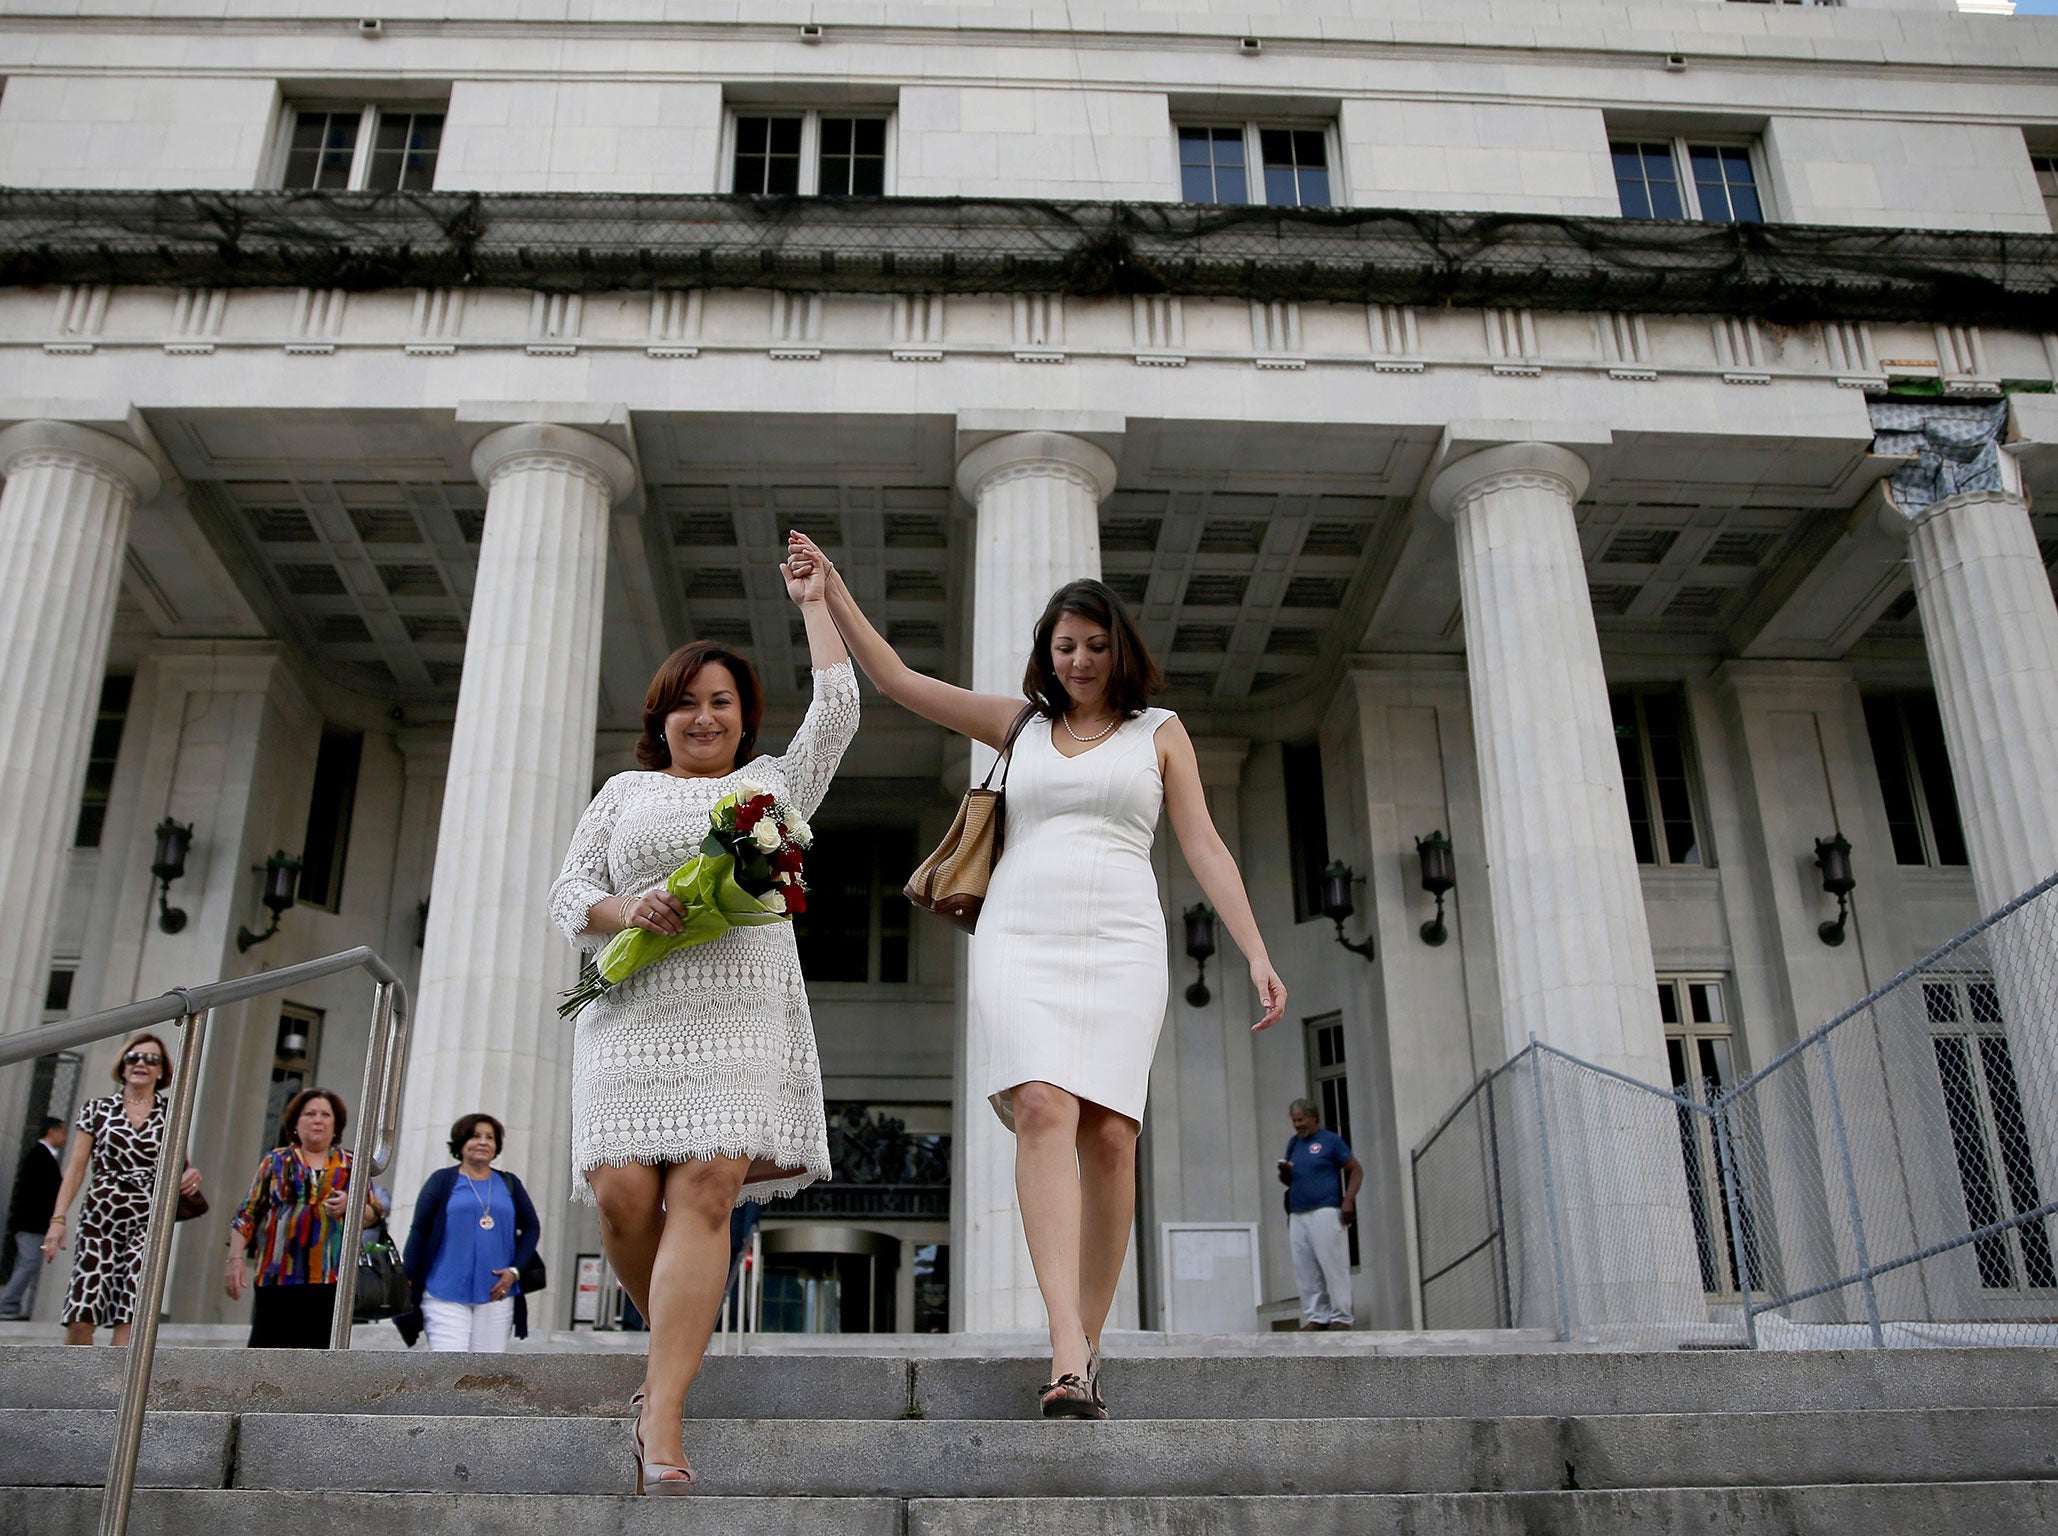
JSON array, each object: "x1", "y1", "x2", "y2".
[
  {"x1": 45, "y1": 969, "x2": 75, "y2": 1012},
  {"x1": 1611, "y1": 691, "x2": 1658, "y2": 865},
  {"x1": 1864, "y1": 695, "x2": 1927, "y2": 865},
  {"x1": 73, "y1": 674, "x2": 132, "y2": 848},
  {"x1": 1979, "y1": 1034, "x2": 2056, "y2": 1287},
  {"x1": 1903, "y1": 693, "x2": 1968, "y2": 865},
  {"x1": 1935, "y1": 1036, "x2": 2015, "y2": 1287},
  {"x1": 297, "y1": 731, "x2": 363, "y2": 911},
  {"x1": 1640, "y1": 692, "x2": 1703, "y2": 865},
  {"x1": 1613, "y1": 141, "x2": 1684, "y2": 220},
  {"x1": 1258, "y1": 127, "x2": 1328, "y2": 208},
  {"x1": 1689, "y1": 143, "x2": 1762, "y2": 223},
  {"x1": 1282, "y1": 741, "x2": 1330, "y2": 922},
  {"x1": 365, "y1": 110, "x2": 443, "y2": 193},
  {"x1": 818, "y1": 116, "x2": 887, "y2": 196},
  {"x1": 285, "y1": 110, "x2": 360, "y2": 190},
  {"x1": 735, "y1": 115, "x2": 804, "y2": 195},
  {"x1": 1178, "y1": 125, "x2": 1246, "y2": 203},
  {"x1": 1659, "y1": 984, "x2": 1681, "y2": 1026},
  {"x1": 793, "y1": 823, "x2": 916, "y2": 983}
]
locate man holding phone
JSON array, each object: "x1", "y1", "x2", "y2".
[{"x1": 1278, "y1": 1099, "x2": 1362, "y2": 1331}]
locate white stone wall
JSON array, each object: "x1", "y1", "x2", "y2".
[{"x1": 0, "y1": 74, "x2": 279, "y2": 190}]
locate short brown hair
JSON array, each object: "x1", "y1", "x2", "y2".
[
  {"x1": 111, "y1": 1032, "x2": 174, "y2": 1092},
  {"x1": 279, "y1": 1087, "x2": 348, "y2": 1147},
  {"x1": 637, "y1": 640, "x2": 765, "y2": 771},
  {"x1": 1022, "y1": 579, "x2": 1165, "y2": 720},
  {"x1": 448, "y1": 1111, "x2": 506, "y2": 1160}
]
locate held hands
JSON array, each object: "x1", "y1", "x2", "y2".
[
  {"x1": 781, "y1": 531, "x2": 828, "y2": 606},
  {"x1": 1249, "y1": 960, "x2": 1288, "y2": 1031},
  {"x1": 489, "y1": 1266, "x2": 519, "y2": 1302}
]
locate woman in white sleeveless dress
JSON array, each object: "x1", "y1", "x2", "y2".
[{"x1": 787, "y1": 532, "x2": 1286, "y2": 1419}]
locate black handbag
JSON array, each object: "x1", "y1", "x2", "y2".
[
  {"x1": 354, "y1": 1218, "x2": 410, "y2": 1322},
  {"x1": 500, "y1": 1172, "x2": 546, "y2": 1295}
]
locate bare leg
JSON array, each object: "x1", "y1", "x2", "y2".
[
  {"x1": 64, "y1": 1322, "x2": 94, "y2": 1346},
  {"x1": 639, "y1": 1155, "x2": 749, "y2": 1475},
  {"x1": 1075, "y1": 1101, "x2": 1140, "y2": 1350},
  {"x1": 110, "y1": 1321, "x2": 132, "y2": 1348},
  {"x1": 1011, "y1": 1081, "x2": 1089, "y2": 1382},
  {"x1": 587, "y1": 1162, "x2": 667, "y2": 1325}
]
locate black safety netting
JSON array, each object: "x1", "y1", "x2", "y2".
[{"x1": 3, "y1": 189, "x2": 2055, "y2": 329}]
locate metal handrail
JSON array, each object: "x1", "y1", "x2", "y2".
[{"x1": 0, "y1": 945, "x2": 411, "y2": 1536}]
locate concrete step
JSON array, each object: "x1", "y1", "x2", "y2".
[
  {"x1": 6, "y1": 1342, "x2": 2053, "y2": 1421},
  {"x1": 5, "y1": 1484, "x2": 2056, "y2": 1536},
  {"x1": 6, "y1": 1407, "x2": 2056, "y2": 1497}
]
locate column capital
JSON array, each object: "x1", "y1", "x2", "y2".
[
  {"x1": 1894, "y1": 485, "x2": 2031, "y2": 535},
  {"x1": 956, "y1": 431, "x2": 1119, "y2": 505},
  {"x1": 1429, "y1": 441, "x2": 1591, "y2": 522},
  {"x1": 469, "y1": 422, "x2": 638, "y2": 507},
  {"x1": 0, "y1": 419, "x2": 161, "y2": 504}
]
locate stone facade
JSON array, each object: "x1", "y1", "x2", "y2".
[{"x1": 3, "y1": 0, "x2": 2057, "y2": 1336}]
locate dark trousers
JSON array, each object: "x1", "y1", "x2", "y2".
[{"x1": 247, "y1": 1282, "x2": 336, "y2": 1348}]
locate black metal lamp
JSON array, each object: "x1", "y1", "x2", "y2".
[
  {"x1": 1416, "y1": 830, "x2": 1455, "y2": 947},
  {"x1": 1183, "y1": 902, "x2": 1218, "y2": 1006},
  {"x1": 150, "y1": 818, "x2": 194, "y2": 934},
  {"x1": 1320, "y1": 861, "x2": 1376, "y2": 962},
  {"x1": 237, "y1": 850, "x2": 303, "y2": 952},
  {"x1": 1814, "y1": 833, "x2": 1855, "y2": 947}
]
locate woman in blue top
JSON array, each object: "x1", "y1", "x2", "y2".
[{"x1": 400, "y1": 1113, "x2": 541, "y2": 1351}]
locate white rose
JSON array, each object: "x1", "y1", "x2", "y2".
[
  {"x1": 751, "y1": 819, "x2": 781, "y2": 851},
  {"x1": 734, "y1": 779, "x2": 766, "y2": 801},
  {"x1": 786, "y1": 818, "x2": 813, "y2": 849},
  {"x1": 760, "y1": 889, "x2": 786, "y2": 914},
  {"x1": 775, "y1": 871, "x2": 794, "y2": 885}
]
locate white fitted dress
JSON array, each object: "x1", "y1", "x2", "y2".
[
  {"x1": 972, "y1": 707, "x2": 1175, "y2": 1130},
  {"x1": 548, "y1": 661, "x2": 860, "y2": 1205}
]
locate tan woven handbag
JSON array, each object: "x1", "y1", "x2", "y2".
[{"x1": 904, "y1": 706, "x2": 1037, "y2": 932}]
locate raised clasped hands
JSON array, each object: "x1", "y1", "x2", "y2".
[
  {"x1": 780, "y1": 531, "x2": 828, "y2": 606},
  {"x1": 1249, "y1": 960, "x2": 1288, "y2": 1032}
]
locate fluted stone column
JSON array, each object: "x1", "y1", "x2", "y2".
[
  {"x1": 954, "y1": 430, "x2": 1117, "y2": 1333},
  {"x1": 1431, "y1": 442, "x2": 1703, "y2": 1332},
  {"x1": 1901, "y1": 489, "x2": 2058, "y2": 912},
  {"x1": 1900, "y1": 486, "x2": 2058, "y2": 1182},
  {"x1": 0, "y1": 421, "x2": 160, "y2": 1045},
  {"x1": 393, "y1": 424, "x2": 636, "y2": 1238}
]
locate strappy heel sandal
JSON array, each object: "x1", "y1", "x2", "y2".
[
  {"x1": 1086, "y1": 1342, "x2": 1109, "y2": 1420},
  {"x1": 635, "y1": 1459, "x2": 697, "y2": 1496},
  {"x1": 1038, "y1": 1371, "x2": 1100, "y2": 1420}
]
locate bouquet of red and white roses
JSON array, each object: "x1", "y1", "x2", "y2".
[{"x1": 558, "y1": 780, "x2": 813, "y2": 1021}]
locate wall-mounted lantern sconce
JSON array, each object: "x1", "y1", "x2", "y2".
[
  {"x1": 1182, "y1": 903, "x2": 1217, "y2": 1006},
  {"x1": 1814, "y1": 833, "x2": 1855, "y2": 947},
  {"x1": 415, "y1": 897, "x2": 431, "y2": 949},
  {"x1": 1416, "y1": 830, "x2": 1455, "y2": 947},
  {"x1": 150, "y1": 818, "x2": 194, "y2": 934},
  {"x1": 1320, "y1": 861, "x2": 1377, "y2": 963},
  {"x1": 237, "y1": 850, "x2": 303, "y2": 952},
  {"x1": 276, "y1": 1012, "x2": 309, "y2": 1060}
]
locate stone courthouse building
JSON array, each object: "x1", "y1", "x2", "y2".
[{"x1": 2, "y1": 0, "x2": 2057, "y2": 1340}]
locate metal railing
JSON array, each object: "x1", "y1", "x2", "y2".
[
  {"x1": 1414, "y1": 871, "x2": 2058, "y2": 1352},
  {"x1": 0, "y1": 946, "x2": 410, "y2": 1536}
]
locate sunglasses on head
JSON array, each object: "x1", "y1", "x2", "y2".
[{"x1": 123, "y1": 1050, "x2": 164, "y2": 1068}]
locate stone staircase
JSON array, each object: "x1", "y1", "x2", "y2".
[{"x1": 3, "y1": 1342, "x2": 2055, "y2": 1533}]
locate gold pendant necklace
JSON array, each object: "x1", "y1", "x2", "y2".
[{"x1": 463, "y1": 1172, "x2": 496, "y2": 1230}]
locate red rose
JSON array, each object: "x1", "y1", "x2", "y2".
[
  {"x1": 735, "y1": 801, "x2": 763, "y2": 833},
  {"x1": 784, "y1": 886, "x2": 807, "y2": 915},
  {"x1": 772, "y1": 845, "x2": 805, "y2": 874}
]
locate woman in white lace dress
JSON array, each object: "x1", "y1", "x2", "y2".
[
  {"x1": 548, "y1": 550, "x2": 854, "y2": 1492},
  {"x1": 788, "y1": 531, "x2": 1285, "y2": 1421}
]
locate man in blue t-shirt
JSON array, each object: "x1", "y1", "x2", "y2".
[{"x1": 1277, "y1": 1099, "x2": 1363, "y2": 1330}]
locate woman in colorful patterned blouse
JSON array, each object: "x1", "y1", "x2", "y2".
[{"x1": 226, "y1": 1087, "x2": 382, "y2": 1348}]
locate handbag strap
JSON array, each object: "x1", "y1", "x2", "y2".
[{"x1": 977, "y1": 705, "x2": 1039, "y2": 792}]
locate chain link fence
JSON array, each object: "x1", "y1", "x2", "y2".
[{"x1": 1415, "y1": 870, "x2": 2058, "y2": 1350}]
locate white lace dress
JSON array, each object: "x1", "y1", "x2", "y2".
[{"x1": 549, "y1": 660, "x2": 860, "y2": 1205}]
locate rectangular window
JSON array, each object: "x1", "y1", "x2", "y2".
[
  {"x1": 1926, "y1": 976, "x2": 2056, "y2": 1292},
  {"x1": 1660, "y1": 976, "x2": 1761, "y2": 1297},
  {"x1": 282, "y1": 105, "x2": 444, "y2": 192},
  {"x1": 1610, "y1": 689, "x2": 1705, "y2": 867},
  {"x1": 1175, "y1": 122, "x2": 1334, "y2": 208},
  {"x1": 1302, "y1": 1012, "x2": 1359, "y2": 1267},
  {"x1": 73, "y1": 674, "x2": 133, "y2": 849},
  {"x1": 265, "y1": 1005, "x2": 323, "y2": 1148},
  {"x1": 44, "y1": 969, "x2": 75, "y2": 1013},
  {"x1": 296, "y1": 730, "x2": 363, "y2": 912},
  {"x1": 732, "y1": 111, "x2": 891, "y2": 197},
  {"x1": 1612, "y1": 138, "x2": 1763, "y2": 222},
  {"x1": 792, "y1": 824, "x2": 916, "y2": 983},
  {"x1": 1281, "y1": 741, "x2": 1331, "y2": 923},
  {"x1": 1863, "y1": 692, "x2": 1968, "y2": 868}
]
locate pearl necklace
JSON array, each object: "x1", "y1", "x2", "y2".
[{"x1": 1062, "y1": 711, "x2": 1119, "y2": 743}]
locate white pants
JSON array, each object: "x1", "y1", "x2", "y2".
[
  {"x1": 1289, "y1": 1207, "x2": 1354, "y2": 1326},
  {"x1": 421, "y1": 1293, "x2": 515, "y2": 1352}
]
